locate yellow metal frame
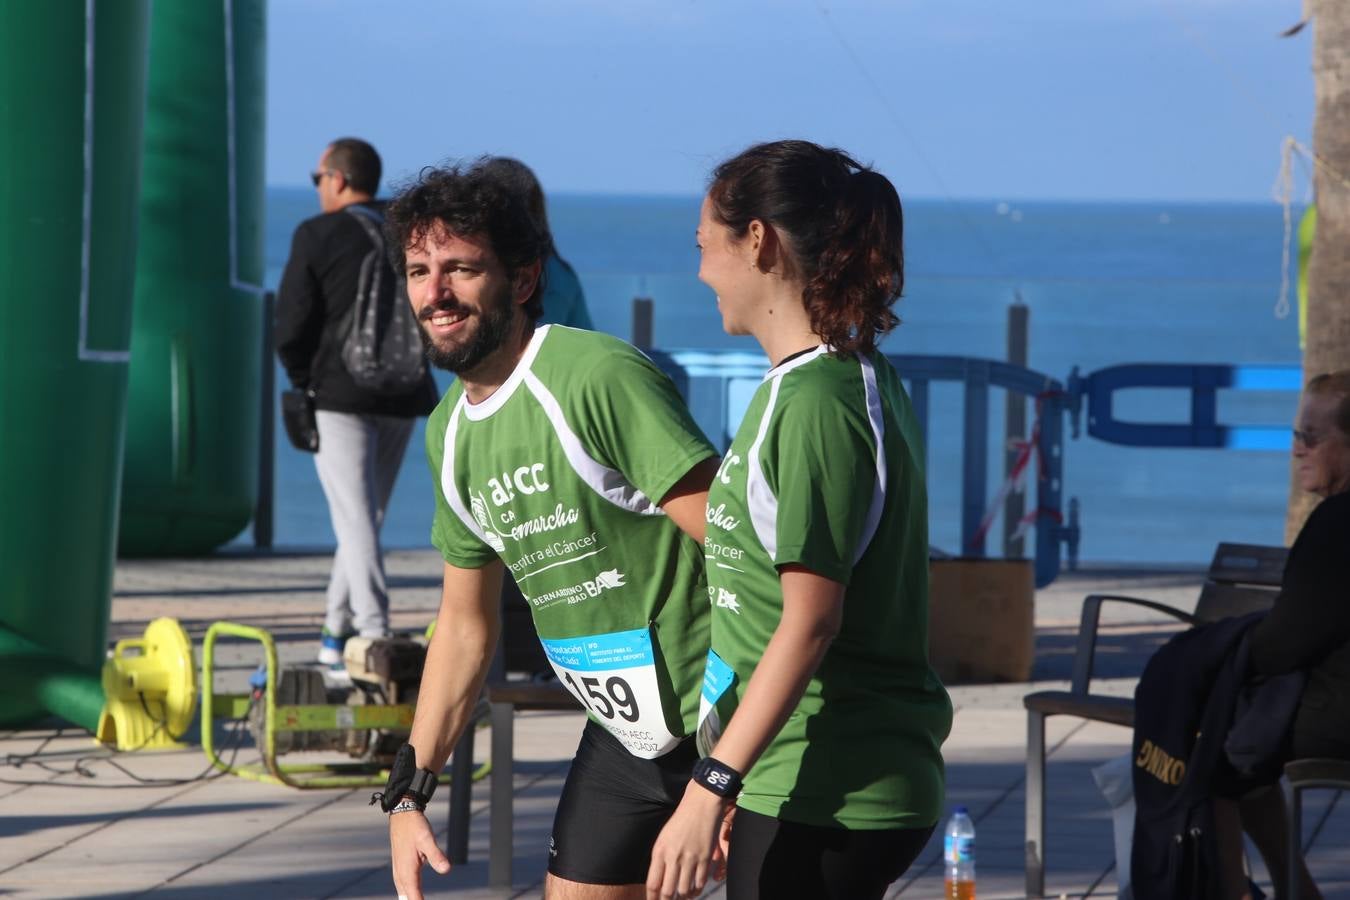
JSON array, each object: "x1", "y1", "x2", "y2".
[{"x1": 200, "y1": 620, "x2": 489, "y2": 789}]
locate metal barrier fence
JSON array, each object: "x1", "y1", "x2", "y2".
[
  {"x1": 651, "y1": 354, "x2": 1304, "y2": 589},
  {"x1": 1067, "y1": 363, "x2": 1301, "y2": 450},
  {"x1": 650, "y1": 350, "x2": 1079, "y2": 588},
  {"x1": 252, "y1": 307, "x2": 1303, "y2": 590}
]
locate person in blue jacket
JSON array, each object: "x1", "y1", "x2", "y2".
[{"x1": 481, "y1": 156, "x2": 594, "y2": 330}]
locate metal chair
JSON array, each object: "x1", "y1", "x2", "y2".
[
  {"x1": 1021, "y1": 543, "x2": 1287, "y2": 897},
  {"x1": 1285, "y1": 757, "x2": 1350, "y2": 899}
]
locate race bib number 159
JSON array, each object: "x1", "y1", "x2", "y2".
[{"x1": 539, "y1": 627, "x2": 681, "y2": 759}]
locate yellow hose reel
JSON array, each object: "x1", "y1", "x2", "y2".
[{"x1": 96, "y1": 617, "x2": 196, "y2": 750}]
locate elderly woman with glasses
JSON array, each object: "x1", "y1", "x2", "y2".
[{"x1": 1211, "y1": 370, "x2": 1350, "y2": 900}]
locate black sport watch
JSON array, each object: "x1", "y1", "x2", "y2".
[{"x1": 691, "y1": 756, "x2": 742, "y2": 799}]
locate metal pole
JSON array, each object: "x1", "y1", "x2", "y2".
[
  {"x1": 254, "y1": 291, "x2": 275, "y2": 549},
  {"x1": 447, "y1": 719, "x2": 474, "y2": 864},
  {"x1": 1025, "y1": 709, "x2": 1047, "y2": 898},
  {"x1": 1003, "y1": 298, "x2": 1029, "y2": 558},
  {"x1": 961, "y1": 365, "x2": 990, "y2": 557},
  {"x1": 489, "y1": 699, "x2": 515, "y2": 889},
  {"x1": 632, "y1": 297, "x2": 654, "y2": 349}
]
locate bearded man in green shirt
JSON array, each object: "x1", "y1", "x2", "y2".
[{"x1": 380, "y1": 160, "x2": 720, "y2": 900}]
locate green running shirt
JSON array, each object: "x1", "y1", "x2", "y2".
[
  {"x1": 702, "y1": 346, "x2": 953, "y2": 828},
  {"x1": 427, "y1": 325, "x2": 717, "y2": 758}
]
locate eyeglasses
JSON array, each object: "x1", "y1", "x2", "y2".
[
  {"x1": 1294, "y1": 428, "x2": 1326, "y2": 448},
  {"x1": 310, "y1": 168, "x2": 337, "y2": 187}
]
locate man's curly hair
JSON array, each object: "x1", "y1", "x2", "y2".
[{"x1": 384, "y1": 159, "x2": 550, "y2": 320}]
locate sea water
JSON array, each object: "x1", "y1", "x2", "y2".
[{"x1": 252, "y1": 188, "x2": 1301, "y2": 564}]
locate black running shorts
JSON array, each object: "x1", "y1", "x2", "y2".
[
  {"x1": 547, "y1": 719, "x2": 699, "y2": 885},
  {"x1": 725, "y1": 807, "x2": 934, "y2": 900}
]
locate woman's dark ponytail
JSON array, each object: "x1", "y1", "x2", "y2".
[{"x1": 708, "y1": 140, "x2": 905, "y2": 354}]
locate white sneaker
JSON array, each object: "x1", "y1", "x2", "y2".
[{"x1": 318, "y1": 629, "x2": 349, "y2": 666}]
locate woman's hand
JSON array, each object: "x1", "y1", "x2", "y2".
[
  {"x1": 645, "y1": 567, "x2": 842, "y2": 897},
  {"x1": 389, "y1": 810, "x2": 451, "y2": 900},
  {"x1": 646, "y1": 786, "x2": 730, "y2": 899},
  {"x1": 713, "y1": 805, "x2": 736, "y2": 882}
]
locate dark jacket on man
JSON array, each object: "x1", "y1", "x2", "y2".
[{"x1": 276, "y1": 200, "x2": 437, "y2": 418}]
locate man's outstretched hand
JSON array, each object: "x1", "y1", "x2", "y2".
[{"x1": 390, "y1": 810, "x2": 451, "y2": 900}]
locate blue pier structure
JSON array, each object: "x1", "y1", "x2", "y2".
[
  {"x1": 1067, "y1": 363, "x2": 1302, "y2": 451},
  {"x1": 647, "y1": 351, "x2": 1303, "y2": 589}
]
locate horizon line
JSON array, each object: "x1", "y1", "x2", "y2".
[{"x1": 263, "y1": 183, "x2": 1304, "y2": 208}]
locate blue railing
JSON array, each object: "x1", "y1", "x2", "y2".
[
  {"x1": 651, "y1": 350, "x2": 1078, "y2": 588},
  {"x1": 1066, "y1": 363, "x2": 1301, "y2": 450},
  {"x1": 651, "y1": 353, "x2": 1304, "y2": 589},
  {"x1": 250, "y1": 323, "x2": 1301, "y2": 587}
]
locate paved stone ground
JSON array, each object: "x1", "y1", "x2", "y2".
[{"x1": 1, "y1": 552, "x2": 1348, "y2": 898}]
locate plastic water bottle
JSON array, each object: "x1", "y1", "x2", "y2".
[{"x1": 943, "y1": 805, "x2": 976, "y2": 900}]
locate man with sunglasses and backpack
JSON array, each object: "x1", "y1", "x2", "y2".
[{"x1": 276, "y1": 137, "x2": 438, "y2": 666}]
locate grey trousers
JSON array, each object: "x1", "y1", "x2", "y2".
[{"x1": 313, "y1": 410, "x2": 415, "y2": 638}]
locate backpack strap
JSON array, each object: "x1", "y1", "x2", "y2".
[
  {"x1": 345, "y1": 203, "x2": 385, "y2": 226},
  {"x1": 345, "y1": 204, "x2": 386, "y2": 251}
]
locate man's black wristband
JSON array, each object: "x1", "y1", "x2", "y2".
[
  {"x1": 374, "y1": 743, "x2": 438, "y2": 812},
  {"x1": 691, "y1": 756, "x2": 742, "y2": 799}
]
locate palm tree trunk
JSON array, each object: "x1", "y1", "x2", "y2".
[{"x1": 1286, "y1": 0, "x2": 1350, "y2": 544}]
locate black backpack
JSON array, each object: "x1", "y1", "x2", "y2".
[{"x1": 341, "y1": 204, "x2": 427, "y2": 393}]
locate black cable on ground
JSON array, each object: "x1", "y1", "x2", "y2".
[{"x1": 0, "y1": 691, "x2": 257, "y2": 789}]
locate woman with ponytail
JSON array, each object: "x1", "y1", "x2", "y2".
[{"x1": 647, "y1": 140, "x2": 952, "y2": 900}]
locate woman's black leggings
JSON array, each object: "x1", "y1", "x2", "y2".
[{"x1": 725, "y1": 807, "x2": 934, "y2": 900}]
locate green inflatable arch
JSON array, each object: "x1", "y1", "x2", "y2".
[
  {"x1": 0, "y1": 0, "x2": 267, "y2": 730},
  {"x1": 119, "y1": 0, "x2": 267, "y2": 556},
  {"x1": 0, "y1": 2, "x2": 151, "y2": 730}
]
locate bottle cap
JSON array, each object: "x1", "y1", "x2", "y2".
[{"x1": 954, "y1": 805, "x2": 969, "y2": 815}]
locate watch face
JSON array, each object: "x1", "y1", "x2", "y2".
[
  {"x1": 694, "y1": 758, "x2": 738, "y2": 796},
  {"x1": 702, "y1": 767, "x2": 735, "y2": 794}
]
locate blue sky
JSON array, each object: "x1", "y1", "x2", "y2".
[{"x1": 267, "y1": 0, "x2": 1312, "y2": 202}]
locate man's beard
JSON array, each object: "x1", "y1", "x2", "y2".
[{"x1": 417, "y1": 293, "x2": 516, "y2": 375}]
